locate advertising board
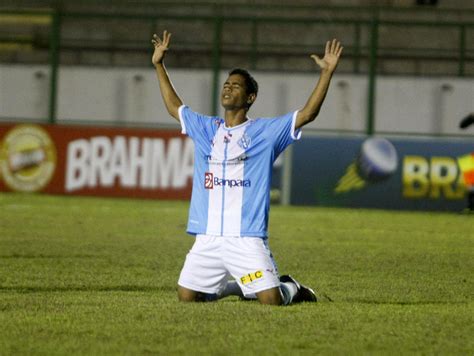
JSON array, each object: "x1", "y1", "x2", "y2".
[
  {"x1": 0, "y1": 123, "x2": 193, "y2": 199},
  {"x1": 291, "y1": 135, "x2": 473, "y2": 211}
]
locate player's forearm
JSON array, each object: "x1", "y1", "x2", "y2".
[
  {"x1": 295, "y1": 69, "x2": 333, "y2": 129},
  {"x1": 155, "y1": 63, "x2": 183, "y2": 121}
]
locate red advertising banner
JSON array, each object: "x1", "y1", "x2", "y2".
[{"x1": 0, "y1": 123, "x2": 193, "y2": 200}]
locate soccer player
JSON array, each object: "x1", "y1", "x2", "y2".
[{"x1": 152, "y1": 30, "x2": 342, "y2": 305}]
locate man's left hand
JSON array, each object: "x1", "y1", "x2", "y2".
[{"x1": 311, "y1": 39, "x2": 343, "y2": 73}]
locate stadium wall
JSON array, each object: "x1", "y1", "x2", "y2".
[
  {"x1": 0, "y1": 66, "x2": 472, "y2": 211},
  {"x1": 0, "y1": 65, "x2": 472, "y2": 136}
]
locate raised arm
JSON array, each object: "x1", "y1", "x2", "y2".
[
  {"x1": 295, "y1": 39, "x2": 343, "y2": 129},
  {"x1": 151, "y1": 30, "x2": 183, "y2": 122}
]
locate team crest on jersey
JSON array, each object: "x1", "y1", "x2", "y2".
[{"x1": 238, "y1": 133, "x2": 251, "y2": 150}]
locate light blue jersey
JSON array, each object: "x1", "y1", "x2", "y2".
[{"x1": 179, "y1": 105, "x2": 301, "y2": 238}]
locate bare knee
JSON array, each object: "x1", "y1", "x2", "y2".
[
  {"x1": 256, "y1": 287, "x2": 283, "y2": 305},
  {"x1": 178, "y1": 286, "x2": 218, "y2": 302},
  {"x1": 178, "y1": 286, "x2": 198, "y2": 302}
]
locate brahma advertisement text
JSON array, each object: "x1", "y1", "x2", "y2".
[{"x1": 0, "y1": 123, "x2": 193, "y2": 199}]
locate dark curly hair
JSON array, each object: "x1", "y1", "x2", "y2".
[{"x1": 228, "y1": 68, "x2": 258, "y2": 97}]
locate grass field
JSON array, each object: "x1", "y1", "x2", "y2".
[{"x1": 0, "y1": 193, "x2": 473, "y2": 355}]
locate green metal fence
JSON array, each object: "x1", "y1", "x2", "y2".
[{"x1": 1, "y1": 5, "x2": 473, "y2": 134}]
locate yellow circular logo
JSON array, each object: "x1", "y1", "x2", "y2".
[{"x1": 0, "y1": 125, "x2": 56, "y2": 192}]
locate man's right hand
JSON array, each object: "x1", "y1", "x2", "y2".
[{"x1": 151, "y1": 31, "x2": 171, "y2": 66}]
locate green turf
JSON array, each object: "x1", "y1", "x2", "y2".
[{"x1": 0, "y1": 193, "x2": 472, "y2": 355}]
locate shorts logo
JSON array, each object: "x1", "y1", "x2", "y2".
[
  {"x1": 240, "y1": 270, "x2": 263, "y2": 285},
  {"x1": 204, "y1": 172, "x2": 214, "y2": 189}
]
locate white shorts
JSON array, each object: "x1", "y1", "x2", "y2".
[{"x1": 178, "y1": 234, "x2": 281, "y2": 297}]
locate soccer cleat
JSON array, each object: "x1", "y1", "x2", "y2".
[
  {"x1": 280, "y1": 275, "x2": 318, "y2": 303},
  {"x1": 239, "y1": 295, "x2": 256, "y2": 302}
]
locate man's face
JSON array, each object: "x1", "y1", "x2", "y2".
[{"x1": 221, "y1": 74, "x2": 253, "y2": 110}]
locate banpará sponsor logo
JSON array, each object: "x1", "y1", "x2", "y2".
[
  {"x1": 204, "y1": 172, "x2": 214, "y2": 189},
  {"x1": 204, "y1": 172, "x2": 251, "y2": 189},
  {"x1": 66, "y1": 136, "x2": 194, "y2": 191}
]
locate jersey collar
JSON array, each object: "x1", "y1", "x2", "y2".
[{"x1": 223, "y1": 117, "x2": 253, "y2": 131}]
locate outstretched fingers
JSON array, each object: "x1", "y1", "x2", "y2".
[
  {"x1": 151, "y1": 31, "x2": 172, "y2": 49},
  {"x1": 328, "y1": 39, "x2": 343, "y2": 57},
  {"x1": 151, "y1": 33, "x2": 161, "y2": 47},
  {"x1": 311, "y1": 38, "x2": 343, "y2": 71},
  {"x1": 162, "y1": 30, "x2": 171, "y2": 47},
  {"x1": 310, "y1": 54, "x2": 323, "y2": 67},
  {"x1": 330, "y1": 39, "x2": 335, "y2": 53}
]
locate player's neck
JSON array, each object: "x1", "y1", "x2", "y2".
[{"x1": 224, "y1": 109, "x2": 248, "y2": 128}]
